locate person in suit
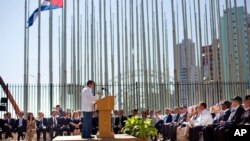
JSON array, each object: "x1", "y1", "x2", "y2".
[
  {"x1": 59, "y1": 111, "x2": 71, "y2": 136},
  {"x1": 188, "y1": 102, "x2": 213, "y2": 141},
  {"x1": 48, "y1": 110, "x2": 60, "y2": 139},
  {"x1": 15, "y1": 111, "x2": 27, "y2": 141},
  {"x1": 36, "y1": 111, "x2": 48, "y2": 141},
  {"x1": 0, "y1": 113, "x2": 7, "y2": 140},
  {"x1": 166, "y1": 106, "x2": 188, "y2": 141},
  {"x1": 215, "y1": 96, "x2": 245, "y2": 141},
  {"x1": 113, "y1": 110, "x2": 127, "y2": 134},
  {"x1": 26, "y1": 112, "x2": 36, "y2": 141},
  {"x1": 162, "y1": 107, "x2": 180, "y2": 140},
  {"x1": 203, "y1": 101, "x2": 231, "y2": 141},
  {"x1": 239, "y1": 95, "x2": 250, "y2": 125},
  {"x1": 3, "y1": 112, "x2": 15, "y2": 139},
  {"x1": 70, "y1": 111, "x2": 82, "y2": 135},
  {"x1": 155, "y1": 108, "x2": 172, "y2": 134}
]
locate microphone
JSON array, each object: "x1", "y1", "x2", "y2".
[{"x1": 101, "y1": 87, "x2": 109, "y2": 96}]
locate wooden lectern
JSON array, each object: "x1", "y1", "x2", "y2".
[{"x1": 96, "y1": 96, "x2": 114, "y2": 138}]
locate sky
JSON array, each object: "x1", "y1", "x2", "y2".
[{"x1": 0, "y1": 0, "x2": 249, "y2": 84}]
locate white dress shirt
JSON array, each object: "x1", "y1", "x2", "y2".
[
  {"x1": 81, "y1": 86, "x2": 99, "y2": 112},
  {"x1": 193, "y1": 109, "x2": 213, "y2": 127}
]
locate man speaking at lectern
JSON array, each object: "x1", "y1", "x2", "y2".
[{"x1": 81, "y1": 80, "x2": 102, "y2": 139}]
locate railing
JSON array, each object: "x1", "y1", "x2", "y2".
[{"x1": 0, "y1": 81, "x2": 249, "y2": 117}]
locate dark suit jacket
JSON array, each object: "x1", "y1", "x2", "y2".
[
  {"x1": 114, "y1": 116, "x2": 127, "y2": 127},
  {"x1": 4, "y1": 118, "x2": 16, "y2": 128},
  {"x1": 58, "y1": 117, "x2": 71, "y2": 127},
  {"x1": 15, "y1": 118, "x2": 27, "y2": 131},
  {"x1": 0, "y1": 119, "x2": 5, "y2": 131},
  {"x1": 47, "y1": 117, "x2": 60, "y2": 129},
  {"x1": 239, "y1": 109, "x2": 250, "y2": 125},
  {"x1": 220, "y1": 109, "x2": 231, "y2": 122},
  {"x1": 163, "y1": 114, "x2": 173, "y2": 123},
  {"x1": 226, "y1": 106, "x2": 245, "y2": 125},
  {"x1": 173, "y1": 114, "x2": 180, "y2": 122},
  {"x1": 36, "y1": 118, "x2": 48, "y2": 129}
]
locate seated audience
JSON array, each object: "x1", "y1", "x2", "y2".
[
  {"x1": 48, "y1": 110, "x2": 60, "y2": 139},
  {"x1": 36, "y1": 111, "x2": 48, "y2": 141},
  {"x1": 113, "y1": 109, "x2": 127, "y2": 134},
  {"x1": 15, "y1": 111, "x2": 27, "y2": 141},
  {"x1": 70, "y1": 111, "x2": 82, "y2": 135},
  {"x1": 188, "y1": 102, "x2": 213, "y2": 141},
  {"x1": 59, "y1": 111, "x2": 71, "y2": 136},
  {"x1": 4, "y1": 112, "x2": 15, "y2": 139},
  {"x1": 27, "y1": 112, "x2": 36, "y2": 141},
  {"x1": 203, "y1": 100, "x2": 231, "y2": 141},
  {"x1": 215, "y1": 96, "x2": 245, "y2": 141}
]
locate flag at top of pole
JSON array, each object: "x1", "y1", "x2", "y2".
[{"x1": 27, "y1": 0, "x2": 63, "y2": 27}]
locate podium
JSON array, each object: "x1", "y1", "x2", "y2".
[{"x1": 96, "y1": 96, "x2": 114, "y2": 138}]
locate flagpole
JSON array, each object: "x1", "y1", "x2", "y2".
[
  {"x1": 49, "y1": 0, "x2": 53, "y2": 112},
  {"x1": 136, "y1": 0, "x2": 140, "y2": 109},
  {"x1": 117, "y1": 0, "x2": 121, "y2": 108},
  {"x1": 73, "y1": 0, "x2": 76, "y2": 84},
  {"x1": 91, "y1": 0, "x2": 94, "y2": 80},
  {"x1": 99, "y1": 0, "x2": 103, "y2": 86},
  {"x1": 62, "y1": 0, "x2": 67, "y2": 109},
  {"x1": 146, "y1": 0, "x2": 152, "y2": 109},
  {"x1": 23, "y1": 0, "x2": 27, "y2": 116},
  {"x1": 77, "y1": 0, "x2": 80, "y2": 85},
  {"x1": 104, "y1": 0, "x2": 108, "y2": 95},
  {"x1": 155, "y1": 0, "x2": 163, "y2": 110},
  {"x1": 37, "y1": 0, "x2": 41, "y2": 112}
]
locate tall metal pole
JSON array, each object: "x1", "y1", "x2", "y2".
[
  {"x1": 104, "y1": 0, "x2": 109, "y2": 94},
  {"x1": 49, "y1": 0, "x2": 53, "y2": 113},
  {"x1": 161, "y1": 0, "x2": 166, "y2": 108},
  {"x1": 91, "y1": 0, "x2": 94, "y2": 80},
  {"x1": 146, "y1": 0, "x2": 152, "y2": 109},
  {"x1": 117, "y1": 0, "x2": 122, "y2": 108},
  {"x1": 62, "y1": 0, "x2": 67, "y2": 109},
  {"x1": 49, "y1": 0, "x2": 53, "y2": 84},
  {"x1": 77, "y1": 0, "x2": 80, "y2": 85},
  {"x1": 37, "y1": 0, "x2": 41, "y2": 112},
  {"x1": 110, "y1": 0, "x2": 114, "y2": 96},
  {"x1": 141, "y1": 0, "x2": 148, "y2": 108},
  {"x1": 155, "y1": 0, "x2": 163, "y2": 110},
  {"x1": 171, "y1": 0, "x2": 178, "y2": 82},
  {"x1": 99, "y1": 0, "x2": 103, "y2": 86},
  {"x1": 23, "y1": 0, "x2": 27, "y2": 116},
  {"x1": 198, "y1": 0, "x2": 203, "y2": 81},
  {"x1": 136, "y1": 0, "x2": 140, "y2": 109}
]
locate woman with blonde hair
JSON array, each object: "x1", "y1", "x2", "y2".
[
  {"x1": 26, "y1": 112, "x2": 36, "y2": 141},
  {"x1": 70, "y1": 111, "x2": 82, "y2": 135}
]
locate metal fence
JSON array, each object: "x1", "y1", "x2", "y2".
[{"x1": 1, "y1": 81, "x2": 250, "y2": 118}]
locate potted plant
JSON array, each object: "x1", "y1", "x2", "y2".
[{"x1": 121, "y1": 116, "x2": 158, "y2": 141}]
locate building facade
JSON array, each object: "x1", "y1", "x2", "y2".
[{"x1": 220, "y1": 6, "x2": 250, "y2": 81}]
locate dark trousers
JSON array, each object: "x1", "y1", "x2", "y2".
[
  {"x1": 82, "y1": 111, "x2": 93, "y2": 138},
  {"x1": 60, "y1": 126, "x2": 71, "y2": 136},
  {"x1": 49, "y1": 127, "x2": 60, "y2": 139},
  {"x1": 16, "y1": 127, "x2": 25, "y2": 141},
  {"x1": 189, "y1": 126, "x2": 204, "y2": 141},
  {"x1": 203, "y1": 125, "x2": 218, "y2": 141},
  {"x1": 4, "y1": 125, "x2": 13, "y2": 139},
  {"x1": 167, "y1": 124, "x2": 178, "y2": 141},
  {"x1": 36, "y1": 127, "x2": 47, "y2": 141},
  {"x1": 162, "y1": 124, "x2": 170, "y2": 139}
]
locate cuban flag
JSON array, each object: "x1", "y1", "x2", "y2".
[{"x1": 27, "y1": 0, "x2": 63, "y2": 27}]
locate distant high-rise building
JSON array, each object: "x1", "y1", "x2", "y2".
[
  {"x1": 220, "y1": 6, "x2": 250, "y2": 81},
  {"x1": 176, "y1": 38, "x2": 198, "y2": 81},
  {"x1": 201, "y1": 40, "x2": 222, "y2": 81},
  {"x1": 176, "y1": 38, "x2": 198, "y2": 106}
]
